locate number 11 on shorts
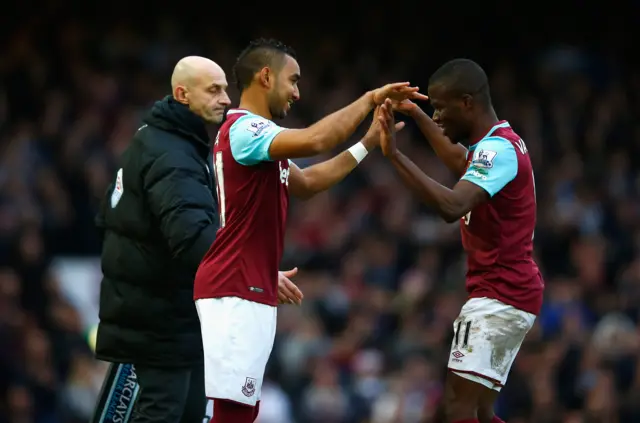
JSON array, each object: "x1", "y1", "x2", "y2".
[{"x1": 453, "y1": 319, "x2": 472, "y2": 350}]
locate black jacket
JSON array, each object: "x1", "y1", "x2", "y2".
[{"x1": 95, "y1": 96, "x2": 218, "y2": 367}]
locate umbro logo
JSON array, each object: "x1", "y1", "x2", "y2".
[{"x1": 452, "y1": 351, "x2": 464, "y2": 359}]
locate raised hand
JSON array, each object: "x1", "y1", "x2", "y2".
[
  {"x1": 372, "y1": 82, "x2": 429, "y2": 106},
  {"x1": 391, "y1": 98, "x2": 422, "y2": 116},
  {"x1": 363, "y1": 106, "x2": 406, "y2": 148},
  {"x1": 378, "y1": 99, "x2": 399, "y2": 158}
]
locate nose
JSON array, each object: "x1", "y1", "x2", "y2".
[
  {"x1": 220, "y1": 91, "x2": 231, "y2": 106},
  {"x1": 292, "y1": 87, "x2": 300, "y2": 101},
  {"x1": 432, "y1": 110, "x2": 441, "y2": 123}
]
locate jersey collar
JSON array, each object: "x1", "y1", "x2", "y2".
[
  {"x1": 227, "y1": 109, "x2": 250, "y2": 116},
  {"x1": 469, "y1": 120, "x2": 510, "y2": 150}
]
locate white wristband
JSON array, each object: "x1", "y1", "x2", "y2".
[{"x1": 348, "y1": 141, "x2": 369, "y2": 164}]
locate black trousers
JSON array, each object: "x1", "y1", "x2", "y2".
[{"x1": 130, "y1": 362, "x2": 206, "y2": 423}]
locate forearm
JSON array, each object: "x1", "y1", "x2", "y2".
[
  {"x1": 299, "y1": 151, "x2": 358, "y2": 197},
  {"x1": 307, "y1": 92, "x2": 375, "y2": 152},
  {"x1": 294, "y1": 137, "x2": 375, "y2": 199},
  {"x1": 390, "y1": 151, "x2": 464, "y2": 222},
  {"x1": 410, "y1": 108, "x2": 468, "y2": 175}
]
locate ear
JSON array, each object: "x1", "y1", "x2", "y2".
[
  {"x1": 258, "y1": 67, "x2": 272, "y2": 88},
  {"x1": 174, "y1": 85, "x2": 189, "y2": 104},
  {"x1": 461, "y1": 94, "x2": 473, "y2": 108}
]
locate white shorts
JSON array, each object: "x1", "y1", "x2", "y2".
[
  {"x1": 448, "y1": 297, "x2": 536, "y2": 391},
  {"x1": 195, "y1": 297, "x2": 277, "y2": 406}
]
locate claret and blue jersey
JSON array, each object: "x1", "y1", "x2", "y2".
[
  {"x1": 194, "y1": 109, "x2": 290, "y2": 307},
  {"x1": 458, "y1": 121, "x2": 544, "y2": 315}
]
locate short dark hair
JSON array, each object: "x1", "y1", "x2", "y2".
[
  {"x1": 232, "y1": 38, "x2": 297, "y2": 92},
  {"x1": 429, "y1": 59, "x2": 491, "y2": 107}
]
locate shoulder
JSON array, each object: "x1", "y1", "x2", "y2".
[
  {"x1": 226, "y1": 112, "x2": 287, "y2": 165},
  {"x1": 136, "y1": 123, "x2": 187, "y2": 156},
  {"x1": 135, "y1": 124, "x2": 201, "y2": 164},
  {"x1": 143, "y1": 148, "x2": 204, "y2": 182},
  {"x1": 228, "y1": 113, "x2": 280, "y2": 142},
  {"x1": 137, "y1": 122, "x2": 173, "y2": 143},
  {"x1": 471, "y1": 136, "x2": 517, "y2": 169}
]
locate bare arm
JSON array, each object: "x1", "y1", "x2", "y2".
[
  {"x1": 268, "y1": 83, "x2": 427, "y2": 160},
  {"x1": 388, "y1": 151, "x2": 487, "y2": 223},
  {"x1": 287, "y1": 112, "x2": 408, "y2": 199},
  {"x1": 269, "y1": 92, "x2": 374, "y2": 160},
  {"x1": 393, "y1": 100, "x2": 468, "y2": 176},
  {"x1": 378, "y1": 100, "x2": 487, "y2": 223},
  {"x1": 409, "y1": 107, "x2": 469, "y2": 176},
  {"x1": 288, "y1": 133, "x2": 379, "y2": 200}
]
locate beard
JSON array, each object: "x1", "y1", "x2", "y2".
[
  {"x1": 267, "y1": 91, "x2": 288, "y2": 120},
  {"x1": 269, "y1": 103, "x2": 287, "y2": 120}
]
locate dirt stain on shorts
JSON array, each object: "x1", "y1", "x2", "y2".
[{"x1": 484, "y1": 312, "x2": 531, "y2": 377}]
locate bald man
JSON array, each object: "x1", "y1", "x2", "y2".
[
  {"x1": 93, "y1": 57, "x2": 226, "y2": 423},
  {"x1": 171, "y1": 56, "x2": 230, "y2": 124}
]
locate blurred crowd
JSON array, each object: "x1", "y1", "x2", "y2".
[{"x1": 1, "y1": 6, "x2": 639, "y2": 423}]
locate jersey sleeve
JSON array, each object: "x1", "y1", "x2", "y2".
[
  {"x1": 460, "y1": 136, "x2": 518, "y2": 197},
  {"x1": 229, "y1": 114, "x2": 286, "y2": 166}
]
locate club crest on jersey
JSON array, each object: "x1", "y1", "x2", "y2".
[
  {"x1": 472, "y1": 149, "x2": 497, "y2": 169},
  {"x1": 245, "y1": 119, "x2": 270, "y2": 137},
  {"x1": 241, "y1": 377, "x2": 257, "y2": 397}
]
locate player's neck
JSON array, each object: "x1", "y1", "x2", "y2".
[
  {"x1": 238, "y1": 89, "x2": 273, "y2": 120},
  {"x1": 470, "y1": 108, "x2": 500, "y2": 144}
]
